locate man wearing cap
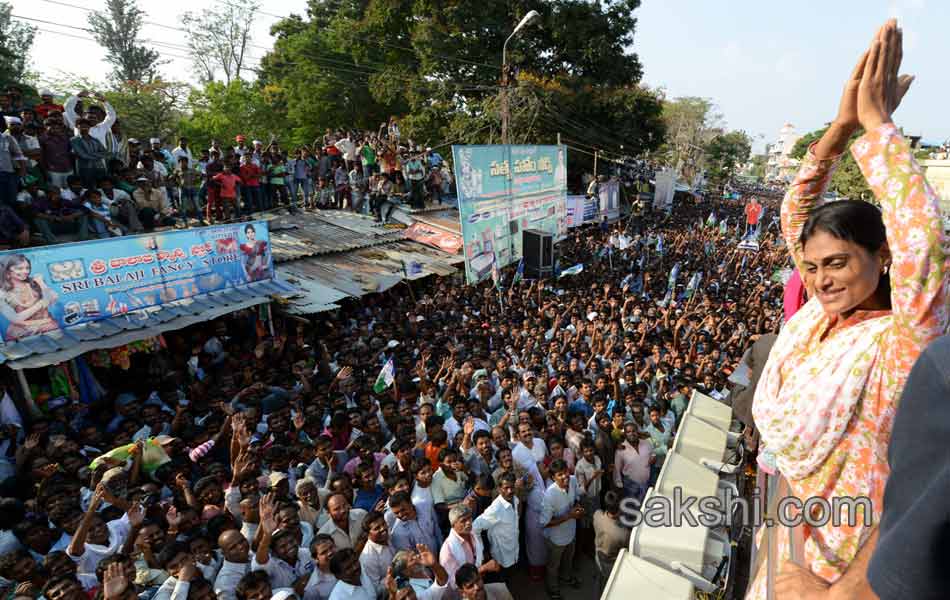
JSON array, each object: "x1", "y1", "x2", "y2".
[
  {"x1": 63, "y1": 90, "x2": 116, "y2": 146},
  {"x1": 126, "y1": 138, "x2": 142, "y2": 166},
  {"x1": 132, "y1": 175, "x2": 174, "y2": 231},
  {"x1": 516, "y1": 371, "x2": 539, "y2": 410},
  {"x1": 424, "y1": 147, "x2": 442, "y2": 170},
  {"x1": 254, "y1": 493, "x2": 315, "y2": 590},
  {"x1": 70, "y1": 118, "x2": 109, "y2": 191},
  {"x1": 233, "y1": 135, "x2": 249, "y2": 157},
  {"x1": 5, "y1": 116, "x2": 40, "y2": 168}
]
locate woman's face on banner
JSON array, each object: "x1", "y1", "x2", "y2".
[
  {"x1": 9, "y1": 258, "x2": 30, "y2": 282},
  {"x1": 246, "y1": 227, "x2": 256, "y2": 242}
]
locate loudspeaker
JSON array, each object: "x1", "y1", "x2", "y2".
[{"x1": 523, "y1": 229, "x2": 554, "y2": 279}]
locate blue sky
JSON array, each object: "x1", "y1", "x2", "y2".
[
  {"x1": 14, "y1": 0, "x2": 947, "y2": 153},
  {"x1": 633, "y1": 0, "x2": 948, "y2": 151}
]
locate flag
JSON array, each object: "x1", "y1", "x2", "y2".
[
  {"x1": 667, "y1": 261, "x2": 680, "y2": 292},
  {"x1": 719, "y1": 219, "x2": 728, "y2": 235},
  {"x1": 706, "y1": 212, "x2": 717, "y2": 227},
  {"x1": 405, "y1": 261, "x2": 422, "y2": 276},
  {"x1": 685, "y1": 271, "x2": 702, "y2": 298},
  {"x1": 373, "y1": 358, "x2": 395, "y2": 394},
  {"x1": 559, "y1": 263, "x2": 584, "y2": 278},
  {"x1": 656, "y1": 235, "x2": 664, "y2": 256},
  {"x1": 511, "y1": 258, "x2": 525, "y2": 285}
]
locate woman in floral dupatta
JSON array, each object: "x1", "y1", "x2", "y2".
[{"x1": 748, "y1": 20, "x2": 948, "y2": 599}]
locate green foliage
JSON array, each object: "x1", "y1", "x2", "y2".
[
  {"x1": 256, "y1": 0, "x2": 665, "y2": 160},
  {"x1": 655, "y1": 96, "x2": 721, "y2": 183},
  {"x1": 87, "y1": 0, "x2": 163, "y2": 84},
  {"x1": 749, "y1": 154, "x2": 767, "y2": 180},
  {"x1": 790, "y1": 126, "x2": 872, "y2": 200},
  {"x1": 104, "y1": 80, "x2": 188, "y2": 142},
  {"x1": 704, "y1": 130, "x2": 752, "y2": 192},
  {"x1": 0, "y1": 2, "x2": 36, "y2": 88},
  {"x1": 177, "y1": 80, "x2": 279, "y2": 148}
]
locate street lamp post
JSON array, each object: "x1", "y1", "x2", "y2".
[{"x1": 501, "y1": 10, "x2": 540, "y2": 146}]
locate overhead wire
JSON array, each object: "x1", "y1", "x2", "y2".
[{"x1": 29, "y1": 0, "x2": 502, "y2": 88}]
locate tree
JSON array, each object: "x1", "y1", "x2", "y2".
[
  {"x1": 182, "y1": 0, "x2": 258, "y2": 84},
  {"x1": 655, "y1": 96, "x2": 722, "y2": 183},
  {"x1": 178, "y1": 80, "x2": 277, "y2": 148},
  {"x1": 790, "y1": 126, "x2": 872, "y2": 200},
  {"x1": 258, "y1": 0, "x2": 665, "y2": 167},
  {"x1": 704, "y1": 131, "x2": 752, "y2": 195},
  {"x1": 0, "y1": 2, "x2": 37, "y2": 87},
  {"x1": 749, "y1": 154, "x2": 767, "y2": 180},
  {"x1": 87, "y1": 0, "x2": 163, "y2": 84}
]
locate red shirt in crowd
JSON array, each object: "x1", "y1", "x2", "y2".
[
  {"x1": 34, "y1": 102, "x2": 65, "y2": 120},
  {"x1": 745, "y1": 201, "x2": 762, "y2": 225},
  {"x1": 213, "y1": 172, "x2": 242, "y2": 199},
  {"x1": 240, "y1": 163, "x2": 261, "y2": 187}
]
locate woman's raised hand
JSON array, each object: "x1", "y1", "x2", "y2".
[{"x1": 857, "y1": 19, "x2": 913, "y2": 131}]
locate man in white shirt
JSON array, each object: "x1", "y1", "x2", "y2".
[
  {"x1": 471, "y1": 473, "x2": 519, "y2": 580},
  {"x1": 65, "y1": 487, "x2": 131, "y2": 576},
  {"x1": 172, "y1": 137, "x2": 195, "y2": 169},
  {"x1": 334, "y1": 134, "x2": 356, "y2": 169},
  {"x1": 357, "y1": 512, "x2": 394, "y2": 597},
  {"x1": 328, "y1": 548, "x2": 375, "y2": 600},
  {"x1": 151, "y1": 542, "x2": 197, "y2": 600},
  {"x1": 317, "y1": 493, "x2": 367, "y2": 551},
  {"x1": 253, "y1": 496, "x2": 314, "y2": 591},
  {"x1": 539, "y1": 459, "x2": 583, "y2": 597},
  {"x1": 303, "y1": 535, "x2": 338, "y2": 600},
  {"x1": 215, "y1": 530, "x2": 251, "y2": 600},
  {"x1": 63, "y1": 91, "x2": 117, "y2": 146}
]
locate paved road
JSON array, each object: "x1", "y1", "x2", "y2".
[{"x1": 508, "y1": 551, "x2": 602, "y2": 599}]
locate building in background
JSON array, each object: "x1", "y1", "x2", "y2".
[{"x1": 765, "y1": 123, "x2": 802, "y2": 182}]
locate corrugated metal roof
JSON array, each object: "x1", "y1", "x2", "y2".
[
  {"x1": 1, "y1": 280, "x2": 295, "y2": 369},
  {"x1": 274, "y1": 239, "x2": 461, "y2": 314},
  {"x1": 265, "y1": 211, "x2": 406, "y2": 262}
]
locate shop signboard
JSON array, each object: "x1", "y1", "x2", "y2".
[{"x1": 0, "y1": 221, "x2": 275, "y2": 343}]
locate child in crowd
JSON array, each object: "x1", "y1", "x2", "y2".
[{"x1": 212, "y1": 163, "x2": 242, "y2": 223}]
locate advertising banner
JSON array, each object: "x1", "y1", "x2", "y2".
[
  {"x1": 452, "y1": 145, "x2": 568, "y2": 284},
  {"x1": 565, "y1": 195, "x2": 586, "y2": 228},
  {"x1": 0, "y1": 221, "x2": 275, "y2": 343},
  {"x1": 565, "y1": 179, "x2": 620, "y2": 229}
]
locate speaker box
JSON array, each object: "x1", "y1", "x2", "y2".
[{"x1": 523, "y1": 229, "x2": 554, "y2": 279}]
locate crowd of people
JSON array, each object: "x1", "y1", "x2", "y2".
[
  {"x1": 0, "y1": 89, "x2": 457, "y2": 247},
  {"x1": 0, "y1": 182, "x2": 789, "y2": 600},
  {"x1": 0, "y1": 16, "x2": 945, "y2": 600}
]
